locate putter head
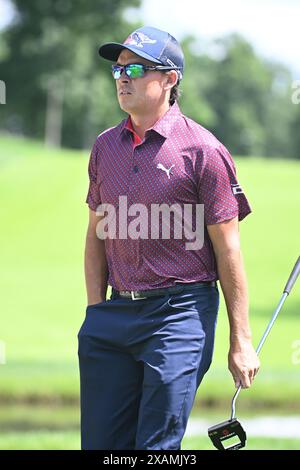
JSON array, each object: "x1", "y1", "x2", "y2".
[{"x1": 208, "y1": 418, "x2": 247, "y2": 450}]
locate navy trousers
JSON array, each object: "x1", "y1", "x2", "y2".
[{"x1": 78, "y1": 283, "x2": 219, "y2": 450}]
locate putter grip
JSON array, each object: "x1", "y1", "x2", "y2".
[{"x1": 283, "y1": 256, "x2": 300, "y2": 294}]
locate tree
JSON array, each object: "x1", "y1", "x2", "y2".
[
  {"x1": 180, "y1": 34, "x2": 294, "y2": 157},
  {"x1": 0, "y1": 0, "x2": 140, "y2": 148},
  {"x1": 290, "y1": 105, "x2": 300, "y2": 159},
  {"x1": 179, "y1": 36, "x2": 218, "y2": 130}
]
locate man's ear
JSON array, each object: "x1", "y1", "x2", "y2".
[{"x1": 164, "y1": 70, "x2": 178, "y2": 90}]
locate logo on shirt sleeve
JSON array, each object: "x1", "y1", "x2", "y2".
[{"x1": 231, "y1": 183, "x2": 244, "y2": 195}]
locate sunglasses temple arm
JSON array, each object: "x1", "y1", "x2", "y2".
[{"x1": 154, "y1": 66, "x2": 181, "y2": 71}]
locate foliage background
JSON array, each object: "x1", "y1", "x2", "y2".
[{"x1": 0, "y1": 0, "x2": 299, "y2": 450}]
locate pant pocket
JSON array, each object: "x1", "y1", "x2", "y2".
[
  {"x1": 167, "y1": 292, "x2": 200, "y2": 316},
  {"x1": 86, "y1": 300, "x2": 108, "y2": 309}
]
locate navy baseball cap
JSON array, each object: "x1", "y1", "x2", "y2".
[{"x1": 98, "y1": 26, "x2": 184, "y2": 80}]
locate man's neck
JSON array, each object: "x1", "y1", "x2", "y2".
[{"x1": 130, "y1": 102, "x2": 170, "y2": 140}]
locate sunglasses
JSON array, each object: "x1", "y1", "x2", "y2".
[{"x1": 111, "y1": 63, "x2": 180, "y2": 80}]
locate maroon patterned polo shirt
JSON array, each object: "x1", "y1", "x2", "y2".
[{"x1": 86, "y1": 102, "x2": 251, "y2": 291}]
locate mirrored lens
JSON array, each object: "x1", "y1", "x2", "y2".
[
  {"x1": 126, "y1": 64, "x2": 145, "y2": 78},
  {"x1": 111, "y1": 64, "x2": 146, "y2": 80},
  {"x1": 112, "y1": 66, "x2": 122, "y2": 79}
]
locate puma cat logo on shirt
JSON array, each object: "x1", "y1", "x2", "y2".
[{"x1": 156, "y1": 163, "x2": 175, "y2": 179}]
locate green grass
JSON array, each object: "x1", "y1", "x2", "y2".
[
  {"x1": 0, "y1": 403, "x2": 299, "y2": 450},
  {"x1": 0, "y1": 404, "x2": 79, "y2": 431},
  {"x1": 0, "y1": 431, "x2": 81, "y2": 450},
  {"x1": 0, "y1": 432, "x2": 299, "y2": 450},
  {"x1": 182, "y1": 436, "x2": 300, "y2": 450},
  {"x1": 0, "y1": 133, "x2": 300, "y2": 409}
]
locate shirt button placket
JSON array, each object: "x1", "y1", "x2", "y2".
[{"x1": 127, "y1": 146, "x2": 143, "y2": 286}]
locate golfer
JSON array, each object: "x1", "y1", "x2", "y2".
[{"x1": 78, "y1": 26, "x2": 260, "y2": 450}]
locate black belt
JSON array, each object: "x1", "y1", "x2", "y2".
[{"x1": 113, "y1": 281, "x2": 216, "y2": 301}]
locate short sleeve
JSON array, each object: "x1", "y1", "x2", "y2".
[
  {"x1": 197, "y1": 143, "x2": 252, "y2": 225},
  {"x1": 85, "y1": 139, "x2": 101, "y2": 211}
]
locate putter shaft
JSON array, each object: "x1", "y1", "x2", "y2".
[
  {"x1": 230, "y1": 255, "x2": 300, "y2": 420},
  {"x1": 231, "y1": 291, "x2": 288, "y2": 420}
]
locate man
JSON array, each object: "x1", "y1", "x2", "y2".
[{"x1": 78, "y1": 26, "x2": 260, "y2": 450}]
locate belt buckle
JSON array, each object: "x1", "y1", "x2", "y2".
[{"x1": 131, "y1": 291, "x2": 147, "y2": 300}]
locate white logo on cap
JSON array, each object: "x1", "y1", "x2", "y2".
[
  {"x1": 166, "y1": 58, "x2": 176, "y2": 67},
  {"x1": 124, "y1": 32, "x2": 157, "y2": 48}
]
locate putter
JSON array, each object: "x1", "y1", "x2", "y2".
[{"x1": 208, "y1": 256, "x2": 300, "y2": 450}]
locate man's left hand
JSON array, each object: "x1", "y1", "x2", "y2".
[{"x1": 228, "y1": 340, "x2": 260, "y2": 388}]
